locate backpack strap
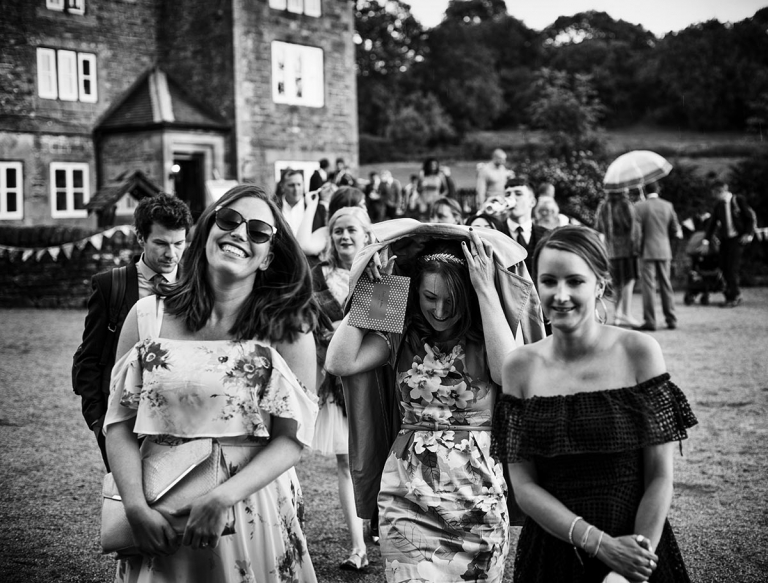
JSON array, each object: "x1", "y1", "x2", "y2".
[{"x1": 98, "y1": 266, "x2": 128, "y2": 367}]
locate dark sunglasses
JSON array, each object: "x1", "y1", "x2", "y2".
[{"x1": 214, "y1": 206, "x2": 275, "y2": 244}]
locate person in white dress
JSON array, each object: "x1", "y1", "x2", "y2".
[{"x1": 105, "y1": 185, "x2": 319, "y2": 583}]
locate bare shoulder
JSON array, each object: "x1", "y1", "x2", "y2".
[
  {"x1": 614, "y1": 327, "x2": 666, "y2": 382},
  {"x1": 501, "y1": 339, "x2": 550, "y2": 397}
]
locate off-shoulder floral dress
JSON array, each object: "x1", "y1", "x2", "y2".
[
  {"x1": 378, "y1": 336, "x2": 509, "y2": 583},
  {"x1": 492, "y1": 374, "x2": 697, "y2": 583},
  {"x1": 104, "y1": 297, "x2": 319, "y2": 583}
]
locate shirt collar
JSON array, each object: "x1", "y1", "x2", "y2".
[
  {"x1": 646, "y1": 192, "x2": 659, "y2": 199},
  {"x1": 138, "y1": 254, "x2": 178, "y2": 284},
  {"x1": 507, "y1": 217, "x2": 533, "y2": 233}
]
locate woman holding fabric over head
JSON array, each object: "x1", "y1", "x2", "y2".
[
  {"x1": 104, "y1": 185, "x2": 319, "y2": 582},
  {"x1": 326, "y1": 220, "x2": 545, "y2": 582},
  {"x1": 493, "y1": 225, "x2": 696, "y2": 583},
  {"x1": 311, "y1": 206, "x2": 374, "y2": 570}
]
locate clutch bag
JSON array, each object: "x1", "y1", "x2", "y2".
[{"x1": 100, "y1": 438, "x2": 234, "y2": 554}]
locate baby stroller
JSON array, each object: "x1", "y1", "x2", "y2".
[{"x1": 683, "y1": 230, "x2": 724, "y2": 305}]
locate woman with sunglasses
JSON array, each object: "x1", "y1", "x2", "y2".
[{"x1": 104, "y1": 185, "x2": 319, "y2": 582}]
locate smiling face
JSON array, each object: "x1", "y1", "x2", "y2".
[
  {"x1": 138, "y1": 223, "x2": 187, "y2": 274},
  {"x1": 205, "y1": 197, "x2": 275, "y2": 282},
  {"x1": 537, "y1": 247, "x2": 604, "y2": 332},
  {"x1": 331, "y1": 214, "x2": 369, "y2": 269},
  {"x1": 418, "y1": 272, "x2": 461, "y2": 338}
]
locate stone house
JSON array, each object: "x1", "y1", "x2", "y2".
[{"x1": 0, "y1": 0, "x2": 359, "y2": 227}]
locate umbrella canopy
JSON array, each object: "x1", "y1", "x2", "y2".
[{"x1": 603, "y1": 150, "x2": 673, "y2": 192}]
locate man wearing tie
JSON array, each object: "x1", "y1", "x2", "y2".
[
  {"x1": 72, "y1": 193, "x2": 192, "y2": 469},
  {"x1": 504, "y1": 178, "x2": 549, "y2": 278},
  {"x1": 703, "y1": 180, "x2": 756, "y2": 307}
]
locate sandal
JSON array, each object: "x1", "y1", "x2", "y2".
[{"x1": 340, "y1": 549, "x2": 369, "y2": 571}]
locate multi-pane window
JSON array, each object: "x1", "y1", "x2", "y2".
[
  {"x1": 0, "y1": 162, "x2": 23, "y2": 220},
  {"x1": 46, "y1": 0, "x2": 85, "y2": 15},
  {"x1": 272, "y1": 41, "x2": 324, "y2": 108},
  {"x1": 269, "y1": 0, "x2": 321, "y2": 17},
  {"x1": 50, "y1": 162, "x2": 89, "y2": 218},
  {"x1": 36, "y1": 48, "x2": 97, "y2": 102}
]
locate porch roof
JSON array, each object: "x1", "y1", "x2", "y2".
[{"x1": 86, "y1": 170, "x2": 164, "y2": 211}]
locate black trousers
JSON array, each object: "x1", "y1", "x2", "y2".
[{"x1": 718, "y1": 237, "x2": 745, "y2": 301}]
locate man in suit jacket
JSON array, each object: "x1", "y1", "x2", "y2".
[
  {"x1": 503, "y1": 178, "x2": 549, "y2": 278},
  {"x1": 635, "y1": 182, "x2": 683, "y2": 330},
  {"x1": 703, "y1": 179, "x2": 756, "y2": 307},
  {"x1": 72, "y1": 193, "x2": 192, "y2": 469},
  {"x1": 278, "y1": 168, "x2": 327, "y2": 236},
  {"x1": 308, "y1": 158, "x2": 330, "y2": 193}
]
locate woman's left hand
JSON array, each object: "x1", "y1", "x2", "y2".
[
  {"x1": 462, "y1": 228, "x2": 495, "y2": 294},
  {"x1": 172, "y1": 491, "x2": 232, "y2": 550}
]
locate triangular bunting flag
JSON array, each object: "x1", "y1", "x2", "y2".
[
  {"x1": 103, "y1": 227, "x2": 117, "y2": 239},
  {"x1": 76, "y1": 238, "x2": 89, "y2": 250},
  {"x1": 22, "y1": 249, "x2": 34, "y2": 262},
  {"x1": 61, "y1": 243, "x2": 75, "y2": 259},
  {"x1": 118, "y1": 225, "x2": 133, "y2": 235},
  {"x1": 91, "y1": 233, "x2": 104, "y2": 250},
  {"x1": 36, "y1": 248, "x2": 47, "y2": 261},
  {"x1": 49, "y1": 247, "x2": 61, "y2": 261}
]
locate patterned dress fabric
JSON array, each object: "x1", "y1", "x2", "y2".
[
  {"x1": 104, "y1": 299, "x2": 319, "y2": 583},
  {"x1": 379, "y1": 337, "x2": 509, "y2": 583},
  {"x1": 492, "y1": 374, "x2": 697, "y2": 583}
]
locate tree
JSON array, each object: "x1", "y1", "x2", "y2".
[{"x1": 443, "y1": 0, "x2": 507, "y2": 25}]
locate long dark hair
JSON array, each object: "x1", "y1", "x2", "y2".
[
  {"x1": 403, "y1": 240, "x2": 482, "y2": 349},
  {"x1": 164, "y1": 185, "x2": 317, "y2": 343}
]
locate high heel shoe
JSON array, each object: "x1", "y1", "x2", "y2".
[{"x1": 340, "y1": 549, "x2": 369, "y2": 571}]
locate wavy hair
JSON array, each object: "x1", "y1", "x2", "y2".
[
  {"x1": 403, "y1": 240, "x2": 482, "y2": 350},
  {"x1": 163, "y1": 185, "x2": 317, "y2": 343}
]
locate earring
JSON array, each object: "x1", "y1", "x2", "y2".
[{"x1": 595, "y1": 296, "x2": 608, "y2": 325}]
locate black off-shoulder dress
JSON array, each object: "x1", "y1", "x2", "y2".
[{"x1": 491, "y1": 373, "x2": 697, "y2": 583}]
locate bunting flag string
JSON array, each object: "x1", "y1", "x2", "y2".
[{"x1": 0, "y1": 224, "x2": 134, "y2": 263}]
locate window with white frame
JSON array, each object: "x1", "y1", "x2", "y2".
[
  {"x1": 46, "y1": 0, "x2": 85, "y2": 15},
  {"x1": 50, "y1": 162, "x2": 89, "y2": 218},
  {"x1": 269, "y1": 0, "x2": 321, "y2": 17},
  {"x1": 271, "y1": 41, "x2": 324, "y2": 108},
  {"x1": 36, "y1": 48, "x2": 97, "y2": 102},
  {"x1": 0, "y1": 162, "x2": 23, "y2": 220}
]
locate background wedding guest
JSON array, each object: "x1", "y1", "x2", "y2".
[
  {"x1": 476, "y1": 149, "x2": 511, "y2": 207},
  {"x1": 296, "y1": 186, "x2": 366, "y2": 258},
  {"x1": 380, "y1": 170, "x2": 403, "y2": 219},
  {"x1": 635, "y1": 182, "x2": 683, "y2": 330},
  {"x1": 105, "y1": 185, "x2": 319, "y2": 582},
  {"x1": 494, "y1": 225, "x2": 697, "y2": 583},
  {"x1": 503, "y1": 178, "x2": 550, "y2": 277},
  {"x1": 278, "y1": 168, "x2": 327, "y2": 236},
  {"x1": 72, "y1": 193, "x2": 192, "y2": 470},
  {"x1": 594, "y1": 190, "x2": 642, "y2": 328},
  {"x1": 311, "y1": 207, "x2": 374, "y2": 571},
  {"x1": 429, "y1": 196, "x2": 464, "y2": 225},
  {"x1": 309, "y1": 158, "x2": 331, "y2": 193}
]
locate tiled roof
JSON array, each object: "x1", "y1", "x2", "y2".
[
  {"x1": 86, "y1": 170, "x2": 164, "y2": 211},
  {"x1": 95, "y1": 67, "x2": 228, "y2": 132}
]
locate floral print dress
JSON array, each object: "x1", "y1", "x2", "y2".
[
  {"x1": 378, "y1": 337, "x2": 509, "y2": 583},
  {"x1": 104, "y1": 297, "x2": 318, "y2": 583}
]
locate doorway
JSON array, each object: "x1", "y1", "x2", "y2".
[{"x1": 173, "y1": 154, "x2": 205, "y2": 220}]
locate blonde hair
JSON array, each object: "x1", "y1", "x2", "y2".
[{"x1": 322, "y1": 207, "x2": 373, "y2": 268}]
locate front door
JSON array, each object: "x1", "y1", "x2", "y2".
[{"x1": 173, "y1": 155, "x2": 205, "y2": 220}]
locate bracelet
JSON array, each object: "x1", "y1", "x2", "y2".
[
  {"x1": 568, "y1": 516, "x2": 583, "y2": 546},
  {"x1": 590, "y1": 529, "x2": 604, "y2": 558},
  {"x1": 581, "y1": 525, "x2": 594, "y2": 550},
  {"x1": 569, "y1": 516, "x2": 584, "y2": 566}
]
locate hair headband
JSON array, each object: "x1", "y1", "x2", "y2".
[{"x1": 419, "y1": 252, "x2": 466, "y2": 266}]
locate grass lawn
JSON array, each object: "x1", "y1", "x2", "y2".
[
  {"x1": 1, "y1": 289, "x2": 767, "y2": 582},
  {"x1": 361, "y1": 127, "x2": 767, "y2": 191}
]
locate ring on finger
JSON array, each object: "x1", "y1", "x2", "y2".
[{"x1": 649, "y1": 559, "x2": 655, "y2": 569}]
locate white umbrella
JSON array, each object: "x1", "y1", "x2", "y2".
[{"x1": 603, "y1": 150, "x2": 673, "y2": 192}]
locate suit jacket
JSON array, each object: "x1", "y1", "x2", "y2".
[
  {"x1": 705, "y1": 194, "x2": 756, "y2": 242},
  {"x1": 635, "y1": 197, "x2": 681, "y2": 260},
  {"x1": 338, "y1": 219, "x2": 546, "y2": 517},
  {"x1": 507, "y1": 222, "x2": 549, "y2": 280},
  {"x1": 73, "y1": 259, "x2": 140, "y2": 430},
  {"x1": 308, "y1": 169, "x2": 327, "y2": 193}
]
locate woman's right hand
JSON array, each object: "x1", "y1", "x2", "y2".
[
  {"x1": 364, "y1": 249, "x2": 396, "y2": 281},
  {"x1": 598, "y1": 534, "x2": 658, "y2": 582},
  {"x1": 125, "y1": 504, "x2": 180, "y2": 557}
]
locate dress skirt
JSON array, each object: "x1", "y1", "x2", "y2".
[
  {"x1": 610, "y1": 257, "x2": 638, "y2": 286},
  {"x1": 311, "y1": 400, "x2": 348, "y2": 456},
  {"x1": 115, "y1": 438, "x2": 317, "y2": 583}
]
